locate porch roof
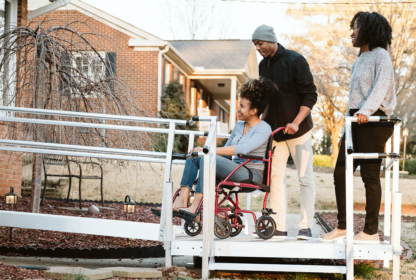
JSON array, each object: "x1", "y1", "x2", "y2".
[{"x1": 169, "y1": 40, "x2": 254, "y2": 70}]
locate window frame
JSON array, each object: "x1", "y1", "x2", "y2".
[{"x1": 71, "y1": 51, "x2": 106, "y2": 98}]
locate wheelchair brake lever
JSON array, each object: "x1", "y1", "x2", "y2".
[
  {"x1": 185, "y1": 152, "x2": 199, "y2": 160},
  {"x1": 215, "y1": 215, "x2": 226, "y2": 232}
]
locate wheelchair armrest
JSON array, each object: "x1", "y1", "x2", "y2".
[
  {"x1": 237, "y1": 154, "x2": 264, "y2": 160},
  {"x1": 172, "y1": 153, "x2": 186, "y2": 160}
]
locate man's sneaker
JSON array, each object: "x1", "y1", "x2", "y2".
[
  {"x1": 353, "y1": 231, "x2": 380, "y2": 244},
  {"x1": 319, "y1": 228, "x2": 347, "y2": 242},
  {"x1": 274, "y1": 229, "x2": 288, "y2": 238},
  {"x1": 297, "y1": 228, "x2": 312, "y2": 240}
]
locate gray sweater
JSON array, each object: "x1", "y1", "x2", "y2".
[
  {"x1": 348, "y1": 47, "x2": 396, "y2": 117},
  {"x1": 225, "y1": 121, "x2": 272, "y2": 171}
]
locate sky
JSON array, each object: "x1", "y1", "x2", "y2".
[{"x1": 82, "y1": 0, "x2": 310, "y2": 45}]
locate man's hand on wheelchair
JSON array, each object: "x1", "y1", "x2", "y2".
[{"x1": 284, "y1": 122, "x2": 299, "y2": 134}]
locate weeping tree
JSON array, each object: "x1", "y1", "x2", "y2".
[{"x1": 0, "y1": 18, "x2": 158, "y2": 212}]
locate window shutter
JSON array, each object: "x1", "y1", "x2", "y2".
[{"x1": 105, "y1": 52, "x2": 116, "y2": 93}]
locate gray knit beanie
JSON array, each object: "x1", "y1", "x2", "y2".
[{"x1": 252, "y1": 24, "x2": 277, "y2": 43}]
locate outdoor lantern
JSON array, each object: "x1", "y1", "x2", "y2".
[
  {"x1": 5, "y1": 187, "x2": 17, "y2": 206},
  {"x1": 123, "y1": 195, "x2": 136, "y2": 215},
  {"x1": 403, "y1": 128, "x2": 409, "y2": 137},
  {"x1": 188, "y1": 191, "x2": 195, "y2": 206}
]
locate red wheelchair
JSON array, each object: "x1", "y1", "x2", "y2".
[{"x1": 152, "y1": 127, "x2": 285, "y2": 240}]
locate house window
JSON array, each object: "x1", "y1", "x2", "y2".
[
  {"x1": 74, "y1": 52, "x2": 105, "y2": 81},
  {"x1": 179, "y1": 74, "x2": 184, "y2": 85},
  {"x1": 72, "y1": 52, "x2": 105, "y2": 97},
  {"x1": 165, "y1": 62, "x2": 172, "y2": 84}
]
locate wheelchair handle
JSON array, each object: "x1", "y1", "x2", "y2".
[
  {"x1": 186, "y1": 116, "x2": 199, "y2": 126},
  {"x1": 272, "y1": 127, "x2": 286, "y2": 136}
]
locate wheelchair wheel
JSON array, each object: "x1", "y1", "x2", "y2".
[
  {"x1": 229, "y1": 214, "x2": 243, "y2": 237},
  {"x1": 184, "y1": 221, "x2": 202, "y2": 237},
  {"x1": 214, "y1": 220, "x2": 232, "y2": 239},
  {"x1": 255, "y1": 215, "x2": 276, "y2": 240}
]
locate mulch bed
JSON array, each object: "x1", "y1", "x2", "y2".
[
  {"x1": 0, "y1": 197, "x2": 181, "y2": 252},
  {"x1": 0, "y1": 262, "x2": 45, "y2": 280}
]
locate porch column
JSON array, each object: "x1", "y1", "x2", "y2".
[{"x1": 229, "y1": 77, "x2": 237, "y2": 129}]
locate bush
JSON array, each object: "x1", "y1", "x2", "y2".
[
  {"x1": 404, "y1": 158, "x2": 416, "y2": 175},
  {"x1": 313, "y1": 155, "x2": 332, "y2": 167},
  {"x1": 354, "y1": 263, "x2": 374, "y2": 278}
]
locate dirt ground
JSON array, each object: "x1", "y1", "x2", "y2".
[{"x1": 23, "y1": 162, "x2": 416, "y2": 214}]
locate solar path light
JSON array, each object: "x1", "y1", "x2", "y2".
[
  {"x1": 123, "y1": 195, "x2": 136, "y2": 221},
  {"x1": 5, "y1": 187, "x2": 17, "y2": 241},
  {"x1": 5, "y1": 186, "x2": 17, "y2": 208}
]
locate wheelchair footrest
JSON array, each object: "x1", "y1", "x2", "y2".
[{"x1": 150, "y1": 208, "x2": 183, "y2": 218}]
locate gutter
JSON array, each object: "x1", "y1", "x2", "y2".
[
  {"x1": 28, "y1": 0, "x2": 72, "y2": 20},
  {"x1": 157, "y1": 45, "x2": 169, "y2": 114}
]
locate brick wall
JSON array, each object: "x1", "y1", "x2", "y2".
[
  {"x1": 31, "y1": 9, "x2": 160, "y2": 118},
  {"x1": 0, "y1": 123, "x2": 22, "y2": 196},
  {"x1": 0, "y1": 0, "x2": 27, "y2": 196},
  {"x1": 18, "y1": 0, "x2": 27, "y2": 26}
]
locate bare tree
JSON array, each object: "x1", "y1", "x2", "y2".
[
  {"x1": 164, "y1": 0, "x2": 232, "y2": 40},
  {"x1": 0, "y1": 18, "x2": 157, "y2": 212},
  {"x1": 286, "y1": 0, "x2": 416, "y2": 164}
]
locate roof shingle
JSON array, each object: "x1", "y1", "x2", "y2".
[{"x1": 169, "y1": 40, "x2": 253, "y2": 70}]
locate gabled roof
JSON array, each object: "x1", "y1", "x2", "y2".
[
  {"x1": 169, "y1": 40, "x2": 254, "y2": 70},
  {"x1": 30, "y1": 0, "x2": 166, "y2": 47}
]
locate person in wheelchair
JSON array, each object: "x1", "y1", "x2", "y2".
[{"x1": 164, "y1": 77, "x2": 275, "y2": 219}]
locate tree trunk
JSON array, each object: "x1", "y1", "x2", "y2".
[
  {"x1": 30, "y1": 51, "x2": 45, "y2": 213},
  {"x1": 330, "y1": 130, "x2": 340, "y2": 168}
]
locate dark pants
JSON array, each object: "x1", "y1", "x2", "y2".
[{"x1": 334, "y1": 109, "x2": 393, "y2": 235}]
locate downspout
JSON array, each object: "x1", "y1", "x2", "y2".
[{"x1": 157, "y1": 44, "x2": 169, "y2": 116}]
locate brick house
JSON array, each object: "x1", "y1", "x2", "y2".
[
  {"x1": 0, "y1": 0, "x2": 257, "y2": 196},
  {"x1": 29, "y1": 0, "x2": 258, "y2": 132}
]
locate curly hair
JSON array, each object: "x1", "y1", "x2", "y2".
[
  {"x1": 350, "y1": 11, "x2": 392, "y2": 51},
  {"x1": 238, "y1": 77, "x2": 278, "y2": 116}
]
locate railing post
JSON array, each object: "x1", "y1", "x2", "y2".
[
  {"x1": 202, "y1": 120, "x2": 217, "y2": 279},
  {"x1": 188, "y1": 133, "x2": 195, "y2": 152},
  {"x1": 383, "y1": 137, "x2": 392, "y2": 268},
  {"x1": 392, "y1": 192, "x2": 402, "y2": 280},
  {"x1": 160, "y1": 123, "x2": 175, "y2": 267},
  {"x1": 345, "y1": 119, "x2": 354, "y2": 279},
  {"x1": 391, "y1": 122, "x2": 401, "y2": 279}
]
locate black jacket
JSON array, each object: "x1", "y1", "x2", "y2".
[{"x1": 259, "y1": 44, "x2": 317, "y2": 142}]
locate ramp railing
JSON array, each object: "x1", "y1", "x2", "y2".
[
  {"x1": 0, "y1": 107, "x2": 403, "y2": 280},
  {"x1": 0, "y1": 106, "x2": 225, "y2": 269},
  {"x1": 344, "y1": 116, "x2": 402, "y2": 279}
]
